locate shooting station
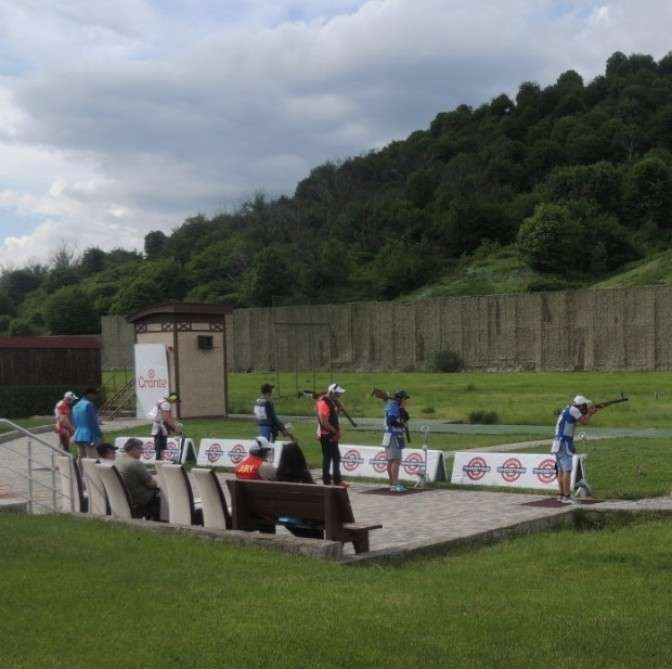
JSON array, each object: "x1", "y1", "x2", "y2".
[{"x1": 128, "y1": 303, "x2": 233, "y2": 419}]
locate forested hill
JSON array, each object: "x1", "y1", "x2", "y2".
[{"x1": 3, "y1": 50, "x2": 672, "y2": 336}]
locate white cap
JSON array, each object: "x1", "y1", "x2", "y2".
[
  {"x1": 64, "y1": 391, "x2": 78, "y2": 401},
  {"x1": 328, "y1": 383, "x2": 345, "y2": 396},
  {"x1": 573, "y1": 395, "x2": 591, "y2": 406},
  {"x1": 250, "y1": 436, "x2": 273, "y2": 454}
]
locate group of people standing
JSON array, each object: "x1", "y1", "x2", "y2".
[{"x1": 250, "y1": 382, "x2": 412, "y2": 492}]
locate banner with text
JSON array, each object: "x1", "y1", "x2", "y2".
[
  {"x1": 451, "y1": 451, "x2": 586, "y2": 491},
  {"x1": 114, "y1": 436, "x2": 196, "y2": 465},
  {"x1": 134, "y1": 344, "x2": 170, "y2": 420}
]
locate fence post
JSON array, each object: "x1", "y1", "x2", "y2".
[
  {"x1": 51, "y1": 449, "x2": 57, "y2": 512},
  {"x1": 27, "y1": 438, "x2": 33, "y2": 514}
]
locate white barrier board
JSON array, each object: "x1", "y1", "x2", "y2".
[
  {"x1": 337, "y1": 444, "x2": 446, "y2": 482},
  {"x1": 451, "y1": 451, "x2": 586, "y2": 492},
  {"x1": 196, "y1": 439, "x2": 445, "y2": 483},
  {"x1": 197, "y1": 439, "x2": 285, "y2": 468},
  {"x1": 113, "y1": 436, "x2": 196, "y2": 464}
]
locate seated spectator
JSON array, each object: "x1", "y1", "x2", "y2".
[
  {"x1": 114, "y1": 438, "x2": 160, "y2": 520},
  {"x1": 275, "y1": 442, "x2": 323, "y2": 539},
  {"x1": 95, "y1": 443, "x2": 117, "y2": 462},
  {"x1": 235, "y1": 437, "x2": 276, "y2": 480}
]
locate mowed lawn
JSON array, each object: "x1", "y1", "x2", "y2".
[
  {"x1": 103, "y1": 369, "x2": 672, "y2": 427},
  {"x1": 513, "y1": 437, "x2": 672, "y2": 500},
  {"x1": 224, "y1": 370, "x2": 672, "y2": 427},
  {"x1": 2, "y1": 514, "x2": 672, "y2": 669}
]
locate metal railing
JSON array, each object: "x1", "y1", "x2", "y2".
[
  {"x1": 0, "y1": 419, "x2": 75, "y2": 514},
  {"x1": 100, "y1": 377, "x2": 135, "y2": 420}
]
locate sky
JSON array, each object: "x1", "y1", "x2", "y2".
[{"x1": 0, "y1": 0, "x2": 671, "y2": 267}]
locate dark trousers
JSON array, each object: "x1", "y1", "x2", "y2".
[
  {"x1": 320, "y1": 435, "x2": 341, "y2": 485},
  {"x1": 153, "y1": 433, "x2": 167, "y2": 461}
]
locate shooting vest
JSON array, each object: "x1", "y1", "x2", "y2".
[
  {"x1": 317, "y1": 396, "x2": 339, "y2": 437},
  {"x1": 235, "y1": 454, "x2": 266, "y2": 480}
]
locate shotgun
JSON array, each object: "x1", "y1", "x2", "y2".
[
  {"x1": 593, "y1": 397, "x2": 629, "y2": 410},
  {"x1": 298, "y1": 389, "x2": 358, "y2": 428}
]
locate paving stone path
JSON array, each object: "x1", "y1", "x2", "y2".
[{"x1": 4, "y1": 421, "x2": 672, "y2": 560}]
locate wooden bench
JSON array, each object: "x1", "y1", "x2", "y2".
[{"x1": 225, "y1": 480, "x2": 382, "y2": 554}]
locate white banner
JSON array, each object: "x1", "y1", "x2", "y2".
[
  {"x1": 338, "y1": 444, "x2": 446, "y2": 482},
  {"x1": 451, "y1": 451, "x2": 587, "y2": 492},
  {"x1": 114, "y1": 436, "x2": 196, "y2": 464},
  {"x1": 197, "y1": 439, "x2": 286, "y2": 468},
  {"x1": 196, "y1": 439, "x2": 446, "y2": 482},
  {"x1": 134, "y1": 344, "x2": 170, "y2": 420}
]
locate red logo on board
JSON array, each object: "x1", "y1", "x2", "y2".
[
  {"x1": 497, "y1": 458, "x2": 526, "y2": 482},
  {"x1": 207, "y1": 443, "x2": 223, "y2": 463},
  {"x1": 463, "y1": 457, "x2": 490, "y2": 481},
  {"x1": 372, "y1": 451, "x2": 389, "y2": 473},
  {"x1": 342, "y1": 449, "x2": 364, "y2": 472},
  {"x1": 163, "y1": 440, "x2": 179, "y2": 462},
  {"x1": 228, "y1": 444, "x2": 246, "y2": 464},
  {"x1": 533, "y1": 459, "x2": 557, "y2": 484},
  {"x1": 402, "y1": 452, "x2": 425, "y2": 476},
  {"x1": 142, "y1": 441, "x2": 155, "y2": 460}
]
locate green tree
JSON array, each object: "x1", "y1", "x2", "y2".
[
  {"x1": 44, "y1": 286, "x2": 99, "y2": 335},
  {"x1": 79, "y1": 248, "x2": 106, "y2": 276},
  {"x1": 8, "y1": 318, "x2": 39, "y2": 336},
  {"x1": 517, "y1": 203, "x2": 583, "y2": 274},
  {"x1": 144, "y1": 231, "x2": 168, "y2": 259},
  {"x1": 246, "y1": 249, "x2": 293, "y2": 307},
  {"x1": 111, "y1": 279, "x2": 163, "y2": 315},
  {"x1": 623, "y1": 157, "x2": 672, "y2": 228},
  {"x1": 0, "y1": 290, "x2": 15, "y2": 316}
]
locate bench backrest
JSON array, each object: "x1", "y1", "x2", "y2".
[
  {"x1": 160, "y1": 464, "x2": 199, "y2": 525},
  {"x1": 225, "y1": 480, "x2": 355, "y2": 539}
]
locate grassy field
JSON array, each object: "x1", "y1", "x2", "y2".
[
  {"x1": 508, "y1": 437, "x2": 672, "y2": 500},
  {"x1": 222, "y1": 370, "x2": 672, "y2": 427},
  {"x1": 102, "y1": 369, "x2": 672, "y2": 427},
  {"x1": 0, "y1": 417, "x2": 54, "y2": 435},
  {"x1": 2, "y1": 513, "x2": 672, "y2": 669}
]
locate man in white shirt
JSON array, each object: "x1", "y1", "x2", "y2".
[
  {"x1": 150, "y1": 392, "x2": 180, "y2": 461},
  {"x1": 551, "y1": 395, "x2": 597, "y2": 503}
]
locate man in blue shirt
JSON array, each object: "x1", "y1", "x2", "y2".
[
  {"x1": 253, "y1": 383, "x2": 287, "y2": 442},
  {"x1": 551, "y1": 394, "x2": 597, "y2": 503},
  {"x1": 383, "y1": 390, "x2": 410, "y2": 492},
  {"x1": 73, "y1": 387, "x2": 103, "y2": 465}
]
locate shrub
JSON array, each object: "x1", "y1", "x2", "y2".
[
  {"x1": 420, "y1": 406, "x2": 436, "y2": 414},
  {"x1": 468, "y1": 410, "x2": 499, "y2": 424},
  {"x1": 0, "y1": 386, "x2": 98, "y2": 418},
  {"x1": 431, "y1": 349, "x2": 463, "y2": 373}
]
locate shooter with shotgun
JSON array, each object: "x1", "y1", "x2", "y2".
[
  {"x1": 382, "y1": 390, "x2": 411, "y2": 492},
  {"x1": 315, "y1": 383, "x2": 351, "y2": 487},
  {"x1": 551, "y1": 394, "x2": 628, "y2": 503}
]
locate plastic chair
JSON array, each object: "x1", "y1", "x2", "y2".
[
  {"x1": 95, "y1": 464, "x2": 137, "y2": 520},
  {"x1": 80, "y1": 458, "x2": 108, "y2": 515},
  {"x1": 160, "y1": 464, "x2": 203, "y2": 526},
  {"x1": 191, "y1": 468, "x2": 232, "y2": 530}
]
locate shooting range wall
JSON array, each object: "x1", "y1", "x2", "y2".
[
  {"x1": 102, "y1": 286, "x2": 672, "y2": 372},
  {"x1": 225, "y1": 287, "x2": 672, "y2": 372},
  {"x1": 101, "y1": 315, "x2": 134, "y2": 370}
]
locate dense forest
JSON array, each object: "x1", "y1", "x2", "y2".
[{"x1": 2, "y1": 50, "x2": 672, "y2": 336}]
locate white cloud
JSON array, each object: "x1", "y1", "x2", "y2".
[{"x1": 1, "y1": 0, "x2": 672, "y2": 266}]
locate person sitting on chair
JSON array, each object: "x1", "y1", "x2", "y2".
[
  {"x1": 115, "y1": 438, "x2": 161, "y2": 520},
  {"x1": 95, "y1": 442, "x2": 117, "y2": 462},
  {"x1": 275, "y1": 442, "x2": 323, "y2": 539},
  {"x1": 235, "y1": 437, "x2": 277, "y2": 480}
]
